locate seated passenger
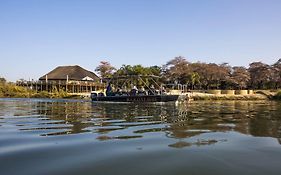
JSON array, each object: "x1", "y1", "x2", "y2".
[
  {"x1": 138, "y1": 86, "x2": 147, "y2": 95},
  {"x1": 160, "y1": 86, "x2": 166, "y2": 95},
  {"x1": 130, "y1": 86, "x2": 138, "y2": 96},
  {"x1": 148, "y1": 85, "x2": 156, "y2": 95},
  {"x1": 98, "y1": 92, "x2": 105, "y2": 97},
  {"x1": 120, "y1": 86, "x2": 128, "y2": 96},
  {"x1": 115, "y1": 88, "x2": 122, "y2": 96},
  {"x1": 91, "y1": 92, "x2": 98, "y2": 98}
]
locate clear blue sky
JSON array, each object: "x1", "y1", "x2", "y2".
[{"x1": 1, "y1": 0, "x2": 281, "y2": 81}]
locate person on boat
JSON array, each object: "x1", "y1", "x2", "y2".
[
  {"x1": 98, "y1": 92, "x2": 105, "y2": 97},
  {"x1": 115, "y1": 87, "x2": 123, "y2": 96},
  {"x1": 160, "y1": 86, "x2": 166, "y2": 95},
  {"x1": 121, "y1": 86, "x2": 128, "y2": 96},
  {"x1": 130, "y1": 85, "x2": 138, "y2": 96},
  {"x1": 138, "y1": 86, "x2": 147, "y2": 95},
  {"x1": 148, "y1": 85, "x2": 156, "y2": 95},
  {"x1": 106, "y1": 83, "x2": 113, "y2": 96}
]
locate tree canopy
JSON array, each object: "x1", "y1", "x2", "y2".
[
  {"x1": 96, "y1": 57, "x2": 281, "y2": 90},
  {"x1": 95, "y1": 61, "x2": 116, "y2": 80}
]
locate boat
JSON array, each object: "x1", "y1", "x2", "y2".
[
  {"x1": 91, "y1": 75, "x2": 179, "y2": 103},
  {"x1": 91, "y1": 94, "x2": 179, "y2": 102}
]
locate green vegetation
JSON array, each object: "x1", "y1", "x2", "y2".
[
  {"x1": 0, "y1": 82, "x2": 33, "y2": 98},
  {"x1": 95, "y1": 61, "x2": 162, "y2": 87},
  {"x1": 0, "y1": 78, "x2": 74, "y2": 99}
]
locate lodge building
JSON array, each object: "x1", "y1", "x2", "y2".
[{"x1": 17, "y1": 65, "x2": 104, "y2": 93}]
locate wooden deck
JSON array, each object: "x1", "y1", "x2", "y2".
[{"x1": 17, "y1": 80, "x2": 105, "y2": 93}]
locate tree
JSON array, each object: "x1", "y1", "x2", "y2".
[
  {"x1": 195, "y1": 63, "x2": 223, "y2": 89},
  {"x1": 217, "y1": 63, "x2": 233, "y2": 89},
  {"x1": 147, "y1": 66, "x2": 162, "y2": 77},
  {"x1": 164, "y1": 56, "x2": 190, "y2": 84},
  {"x1": 271, "y1": 59, "x2": 281, "y2": 89},
  {"x1": 188, "y1": 62, "x2": 209, "y2": 89},
  {"x1": 205, "y1": 63, "x2": 223, "y2": 89},
  {"x1": 189, "y1": 72, "x2": 200, "y2": 89},
  {"x1": 188, "y1": 62, "x2": 233, "y2": 89},
  {"x1": 95, "y1": 61, "x2": 116, "y2": 80},
  {"x1": 232, "y1": 66, "x2": 250, "y2": 89},
  {"x1": 248, "y1": 62, "x2": 271, "y2": 89},
  {"x1": 92, "y1": 57, "x2": 281, "y2": 91},
  {"x1": 114, "y1": 64, "x2": 163, "y2": 87}
]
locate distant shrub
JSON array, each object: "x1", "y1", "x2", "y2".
[
  {"x1": 31, "y1": 91, "x2": 50, "y2": 98},
  {"x1": 50, "y1": 87, "x2": 69, "y2": 98}
]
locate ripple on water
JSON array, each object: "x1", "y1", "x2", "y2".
[{"x1": 1, "y1": 99, "x2": 281, "y2": 175}]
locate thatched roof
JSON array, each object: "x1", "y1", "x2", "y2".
[{"x1": 39, "y1": 65, "x2": 100, "y2": 81}]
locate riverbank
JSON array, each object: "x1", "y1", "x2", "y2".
[
  {"x1": 2, "y1": 83, "x2": 281, "y2": 101},
  {"x1": 0, "y1": 83, "x2": 81, "y2": 99},
  {"x1": 173, "y1": 89, "x2": 281, "y2": 101},
  {"x1": 272, "y1": 91, "x2": 281, "y2": 100},
  {"x1": 187, "y1": 92, "x2": 269, "y2": 101}
]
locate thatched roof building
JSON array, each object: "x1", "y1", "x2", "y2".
[{"x1": 39, "y1": 65, "x2": 100, "y2": 82}]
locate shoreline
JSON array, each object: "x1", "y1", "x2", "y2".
[
  {"x1": 186, "y1": 93, "x2": 269, "y2": 101},
  {"x1": 1, "y1": 83, "x2": 280, "y2": 101},
  {"x1": 0, "y1": 93, "x2": 273, "y2": 101}
]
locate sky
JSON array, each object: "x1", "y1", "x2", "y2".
[{"x1": 1, "y1": 0, "x2": 281, "y2": 82}]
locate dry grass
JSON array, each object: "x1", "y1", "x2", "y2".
[{"x1": 188, "y1": 92, "x2": 268, "y2": 101}]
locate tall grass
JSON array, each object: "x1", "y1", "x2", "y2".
[
  {"x1": 0, "y1": 82, "x2": 72, "y2": 98},
  {"x1": 0, "y1": 83, "x2": 33, "y2": 98}
]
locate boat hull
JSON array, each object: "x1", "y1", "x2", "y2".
[{"x1": 91, "y1": 95, "x2": 179, "y2": 102}]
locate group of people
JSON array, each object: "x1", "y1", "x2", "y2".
[{"x1": 105, "y1": 84, "x2": 166, "y2": 96}]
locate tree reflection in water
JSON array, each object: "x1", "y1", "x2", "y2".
[{"x1": 15, "y1": 99, "x2": 281, "y2": 147}]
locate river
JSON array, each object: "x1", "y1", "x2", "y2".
[{"x1": 0, "y1": 98, "x2": 281, "y2": 175}]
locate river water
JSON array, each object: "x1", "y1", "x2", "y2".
[{"x1": 0, "y1": 98, "x2": 281, "y2": 175}]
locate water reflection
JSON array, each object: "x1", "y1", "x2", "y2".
[
  {"x1": 1, "y1": 99, "x2": 281, "y2": 146},
  {"x1": 176, "y1": 101, "x2": 281, "y2": 139}
]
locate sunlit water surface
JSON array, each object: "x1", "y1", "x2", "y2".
[{"x1": 1, "y1": 98, "x2": 281, "y2": 175}]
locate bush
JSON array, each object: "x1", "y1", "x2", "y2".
[
  {"x1": 50, "y1": 87, "x2": 69, "y2": 98},
  {"x1": 31, "y1": 91, "x2": 50, "y2": 98},
  {"x1": 0, "y1": 83, "x2": 33, "y2": 98},
  {"x1": 0, "y1": 81, "x2": 78, "y2": 99}
]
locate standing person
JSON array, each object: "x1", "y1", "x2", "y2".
[{"x1": 105, "y1": 83, "x2": 112, "y2": 96}]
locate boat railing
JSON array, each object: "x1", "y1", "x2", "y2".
[{"x1": 91, "y1": 88, "x2": 168, "y2": 97}]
